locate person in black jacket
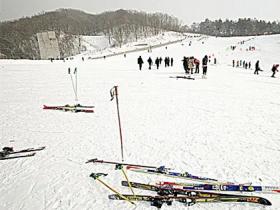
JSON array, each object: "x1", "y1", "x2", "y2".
[
  {"x1": 271, "y1": 64, "x2": 279, "y2": 77},
  {"x1": 137, "y1": 56, "x2": 144, "y2": 70},
  {"x1": 254, "y1": 60, "x2": 261, "y2": 74},
  {"x1": 147, "y1": 57, "x2": 153, "y2": 70},
  {"x1": 155, "y1": 57, "x2": 160, "y2": 69},
  {"x1": 202, "y1": 55, "x2": 208, "y2": 78}
]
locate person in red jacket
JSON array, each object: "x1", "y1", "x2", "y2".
[{"x1": 194, "y1": 58, "x2": 200, "y2": 73}]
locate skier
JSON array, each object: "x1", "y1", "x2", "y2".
[
  {"x1": 147, "y1": 57, "x2": 153, "y2": 70},
  {"x1": 137, "y1": 56, "x2": 144, "y2": 70},
  {"x1": 271, "y1": 64, "x2": 279, "y2": 78},
  {"x1": 202, "y1": 55, "x2": 208, "y2": 78},
  {"x1": 155, "y1": 58, "x2": 160, "y2": 69},
  {"x1": 254, "y1": 60, "x2": 261, "y2": 75}
]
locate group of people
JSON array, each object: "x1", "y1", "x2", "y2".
[
  {"x1": 233, "y1": 60, "x2": 252, "y2": 69},
  {"x1": 233, "y1": 59, "x2": 279, "y2": 77},
  {"x1": 182, "y1": 55, "x2": 209, "y2": 77},
  {"x1": 137, "y1": 56, "x2": 174, "y2": 70}
]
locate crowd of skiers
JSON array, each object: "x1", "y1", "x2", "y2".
[
  {"x1": 137, "y1": 56, "x2": 174, "y2": 70},
  {"x1": 232, "y1": 59, "x2": 279, "y2": 77},
  {"x1": 182, "y1": 55, "x2": 210, "y2": 78}
]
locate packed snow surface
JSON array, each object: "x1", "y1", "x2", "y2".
[{"x1": 0, "y1": 32, "x2": 280, "y2": 210}]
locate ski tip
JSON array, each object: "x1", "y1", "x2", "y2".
[
  {"x1": 272, "y1": 189, "x2": 280, "y2": 193},
  {"x1": 259, "y1": 198, "x2": 272, "y2": 206}
]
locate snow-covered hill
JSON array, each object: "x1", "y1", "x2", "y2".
[{"x1": 0, "y1": 33, "x2": 280, "y2": 210}]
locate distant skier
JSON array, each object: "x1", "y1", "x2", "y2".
[
  {"x1": 159, "y1": 57, "x2": 162, "y2": 64},
  {"x1": 137, "y1": 56, "x2": 144, "y2": 70},
  {"x1": 170, "y1": 58, "x2": 174, "y2": 66},
  {"x1": 155, "y1": 57, "x2": 160, "y2": 69},
  {"x1": 271, "y1": 64, "x2": 279, "y2": 78},
  {"x1": 254, "y1": 60, "x2": 261, "y2": 75},
  {"x1": 232, "y1": 60, "x2": 235, "y2": 67},
  {"x1": 147, "y1": 57, "x2": 153, "y2": 70},
  {"x1": 202, "y1": 55, "x2": 208, "y2": 78}
]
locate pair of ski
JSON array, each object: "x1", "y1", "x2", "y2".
[
  {"x1": 0, "y1": 146, "x2": 46, "y2": 160},
  {"x1": 109, "y1": 181, "x2": 272, "y2": 208},
  {"x1": 43, "y1": 104, "x2": 94, "y2": 113},
  {"x1": 170, "y1": 75, "x2": 195, "y2": 80}
]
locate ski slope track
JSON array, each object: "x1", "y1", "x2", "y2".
[{"x1": 0, "y1": 32, "x2": 280, "y2": 210}]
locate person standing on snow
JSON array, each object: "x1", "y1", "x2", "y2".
[
  {"x1": 137, "y1": 56, "x2": 144, "y2": 70},
  {"x1": 194, "y1": 58, "x2": 200, "y2": 73},
  {"x1": 254, "y1": 60, "x2": 261, "y2": 75},
  {"x1": 188, "y1": 57, "x2": 195, "y2": 74},
  {"x1": 271, "y1": 64, "x2": 279, "y2": 77},
  {"x1": 182, "y1": 57, "x2": 188, "y2": 74},
  {"x1": 147, "y1": 57, "x2": 153, "y2": 70},
  {"x1": 170, "y1": 58, "x2": 174, "y2": 66},
  {"x1": 155, "y1": 57, "x2": 160, "y2": 69},
  {"x1": 202, "y1": 55, "x2": 208, "y2": 78}
]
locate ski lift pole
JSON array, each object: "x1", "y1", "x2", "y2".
[
  {"x1": 110, "y1": 86, "x2": 124, "y2": 162},
  {"x1": 90, "y1": 173, "x2": 135, "y2": 205}
]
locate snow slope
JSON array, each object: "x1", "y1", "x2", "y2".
[{"x1": 0, "y1": 33, "x2": 280, "y2": 210}]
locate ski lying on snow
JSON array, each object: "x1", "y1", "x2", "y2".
[
  {"x1": 0, "y1": 152, "x2": 36, "y2": 160},
  {"x1": 1, "y1": 146, "x2": 46, "y2": 155},
  {"x1": 122, "y1": 181, "x2": 264, "y2": 198},
  {"x1": 158, "y1": 181, "x2": 280, "y2": 194},
  {"x1": 109, "y1": 194, "x2": 272, "y2": 208},
  {"x1": 43, "y1": 105, "x2": 94, "y2": 113},
  {"x1": 126, "y1": 165, "x2": 225, "y2": 184}
]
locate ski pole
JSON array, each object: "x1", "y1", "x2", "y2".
[
  {"x1": 90, "y1": 173, "x2": 135, "y2": 205},
  {"x1": 110, "y1": 86, "x2": 124, "y2": 161},
  {"x1": 85, "y1": 158, "x2": 157, "y2": 169},
  {"x1": 69, "y1": 68, "x2": 77, "y2": 101},
  {"x1": 115, "y1": 164, "x2": 135, "y2": 196},
  {"x1": 74, "y1": 67, "x2": 78, "y2": 102}
]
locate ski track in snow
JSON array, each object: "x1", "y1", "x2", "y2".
[{"x1": 1, "y1": 33, "x2": 280, "y2": 209}]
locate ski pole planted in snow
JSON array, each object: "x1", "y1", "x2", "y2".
[
  {"x1": 90, "y1": 173, "x2": 135, "y2": 205},
  {"x1": 110, "y1": 86, "x2": 124, "y2": 162},
  {"x1": 68, "y1": 67, "x2": 78, "y2": 102}
]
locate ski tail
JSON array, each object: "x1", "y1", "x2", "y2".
[{"x1": 0, "y1": 152, "x2": 36, "y2": 160}]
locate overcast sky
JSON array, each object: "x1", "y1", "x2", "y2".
[{"x1": 1, "y1": 0, "x2": 280, "y2": 25}]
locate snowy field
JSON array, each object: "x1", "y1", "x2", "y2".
[{"x1": 0, "y1": 33, "x2": 280, "y2": 210}]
